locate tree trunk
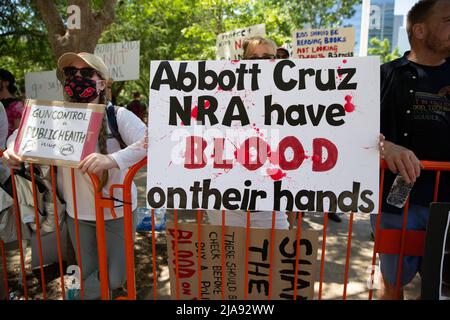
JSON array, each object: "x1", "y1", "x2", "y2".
[{"x1": 35, "y1": 0, "x2": 117, "y2": 82}]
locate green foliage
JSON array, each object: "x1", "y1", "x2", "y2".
[
  {"x1": 0, "y1": 0, "x2": 54, "y2": 91},
  {"x1": 368, "y1": 37, "x2": 401, "y2": 63},
  {"x1": 0, "y1": 0, "x2": 363, "y2": 104}
]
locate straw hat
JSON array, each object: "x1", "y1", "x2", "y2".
[{"x1": 57, "y1": 52, "x2": 110, "y2": 80}]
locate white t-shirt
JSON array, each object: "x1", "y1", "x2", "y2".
[
  {"x1": 8, "y1": 106, "x2": 147, "y2": 221},
  {"x1": 207, "y1": 210, "x2": 289, "y2": 229}
]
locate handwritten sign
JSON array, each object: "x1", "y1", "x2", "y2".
[
  {"x1": 216, "y1": 24, "x2": 266, "y2": 60},
  {"x1": 94, "y1": 40, "x2": 140, "y2": 81},
  {"x1": 25, "y1": 70, "x2": 64, "y2": 101},
  {"x1": 292, "y1": 27, "x2": 355, "y2": 59},
  {"x1": 14, "y1": 99, "x2": 104, "y2": 167},
  {"x1": 166, "y1": 222, "x2": 319, "y2": 300},
  {"x1": 147, "y1": 58, "x2": 380, "y2": 213}
]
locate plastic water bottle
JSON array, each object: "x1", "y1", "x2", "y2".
[
  {"x1": 386, "y1": 175, "x2": 414, "y2": 208},
  {"x1": 136, "y1": 207, "x2": 152, "y2": 232},
  {"x1": 136, "y1": 207, "x2": 166, "y2": 231},
  {"x1": 153, "y1": 208, "x2": 166, "y2": 231}
]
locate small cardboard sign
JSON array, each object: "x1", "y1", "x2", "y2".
[
  {"x1": 293, "y1": 27, "x2": 355, "y2": 59},
  {"x1": 14, "y1": 99, "x2": 104, "y2": 167},
  {"x1": 166, "y1": 221, "x2": 319, "y2": 300},
  {"x1": 216, "y1": 24, "x2": 266, "y2": 60},
  {"x1": 94, "y1": 40, "x2": 140, "y2": 81},
  {"x1": 25, "y1": 70, "x2": 64, "y2": 101}
]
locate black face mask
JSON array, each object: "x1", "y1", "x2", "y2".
[{"x1": 64, "y1": 75, "x2": 99, "y2": 103}]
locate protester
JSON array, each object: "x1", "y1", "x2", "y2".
[
  {"x1": 373, "y1": 0, "x2": 450, "y2": 299},
  {"x1": 0, "y1": 69, "x2": 24, "y2": 138},
  {"x1": 2, "y1": 52, "x2": 147, "y2": 300},
  {"x1": 242, "y1": 36, "x2": 277, "y2": 60},
  {"x1": 207, "y1": 36, "x2": 289, "y2": 229},
  {"x1": 126, "y1": 91, "x2": 147, "y2": 123}
]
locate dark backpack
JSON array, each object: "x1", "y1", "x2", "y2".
[{"x1": 106, "y1": 102, "x2": 127, "y2": 149}]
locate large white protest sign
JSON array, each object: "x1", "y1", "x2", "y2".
[
  {"x1": 94, "y1": 40, "x2": 140, "y2": 81},
  {"x1": 147, "y1": 57, "x2": 380, "y2": 213},
  {"x1": 216, "y1": 24, "x2": 266, "y2": 60},
  {"x1": 25, "y1": 70, "x2": 64, "y2": 101},
  {"x1": 293, "y1": 27, "x2": 355, "y2": 59},
  {"x1": 14, "y1": 99, "x2": 104, "y2": 167}
]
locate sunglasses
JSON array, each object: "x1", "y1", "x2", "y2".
[
  {"x1": 246, "y1": 54, "x2": 276, "y2": 60},
  {"x1": 63, "y1": 67, "x2": 97, "y2": 78}
]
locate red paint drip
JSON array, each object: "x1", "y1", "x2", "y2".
[
  {"x1": 344, "y1": 95, "x2": 355, "y2": 112},
  {"x1": 191, "y1": 105, "x2": 198, "y2": 119},
  {"x1": 266, "y1": 168, "x2": 286, "y2": 181}
]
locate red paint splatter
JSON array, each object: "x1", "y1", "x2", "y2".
[
  {"x1": 344, "y1": 95, "x2": 355, "y2": 112},
  {"x1": 266, "y1": 168, "x2": 286, "y2": 181},
  {"x1": 343, "y1": 59, "x2": 347, "y2": 64},
  {"x1": 205, "y1": 100, "x2": 211, "y2": 109},
  {"x1": 231, "y1": 60, "x2": 239, "y2": 64},
  {"x1": 180, "y1": 121, "x2": 184, "y2": 126},
  {"x1": 191, "y1": 105, "x2": 198, "y2": 119},
  {"x1": 269, "y1": 150, "x2": 279, "y2": 165}
]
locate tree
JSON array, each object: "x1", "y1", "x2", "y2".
[
  {"x1": 280, "y1": 0, "x2": 362, "y2": 29},
  {"x1": 35, "y1": 0, "x2": 117, "y2": 62},
  {"x1": 368, "y1": 37, "x2": 401, "y2": 63},
  {"x1": 0, "y1": 0, "x2": 54, "y2": 90}
]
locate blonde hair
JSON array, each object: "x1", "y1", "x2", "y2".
[{"x1": 242, "y1": 36, "x2": 277, "y2": 59}]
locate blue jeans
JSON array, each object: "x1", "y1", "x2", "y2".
[{"x1": 370, "y1": 205, "x2": 429, "y2": 286}]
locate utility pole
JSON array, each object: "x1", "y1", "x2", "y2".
[{"x1": 359, "y1": 0, "x2": 371, "y2": 56}]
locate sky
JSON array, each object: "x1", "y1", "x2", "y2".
[{"x1": 394, "y1": 0, "x2": 419, "y2": 25}]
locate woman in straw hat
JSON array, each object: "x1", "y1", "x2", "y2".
[{"x1": 3, "y1": 52, "x2": 147, "y2": 299}]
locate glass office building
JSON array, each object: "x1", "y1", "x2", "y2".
[{"x1": 343, "y1": 0, "x2": 403, "y2": 55}]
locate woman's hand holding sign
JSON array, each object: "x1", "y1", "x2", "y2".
[
  {"x1": 2, "y1": 148, "x2": 23, "y2": 170},
  {"x1": 78, "y1": 153, "x2": 119, "y2": 176}
]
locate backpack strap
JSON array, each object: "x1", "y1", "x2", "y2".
[{"x1": 106, "y1": 102, "x2": 127, "y2": 149}]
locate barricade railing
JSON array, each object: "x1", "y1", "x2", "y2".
[{"x1": 1, "y1": 151, "x2": 450, "y2": 300}]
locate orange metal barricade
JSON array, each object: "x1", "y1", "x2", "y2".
[{"x1": 1, "y1": 152, "x2": 450, "y2": 300}]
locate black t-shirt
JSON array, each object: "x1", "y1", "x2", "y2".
[
  {"x1": 380, "y1": 56, "x2": 450, "y2": 213},
  {"x1": 409, "y1": 61, "x2": 450, "y2": 160}
]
